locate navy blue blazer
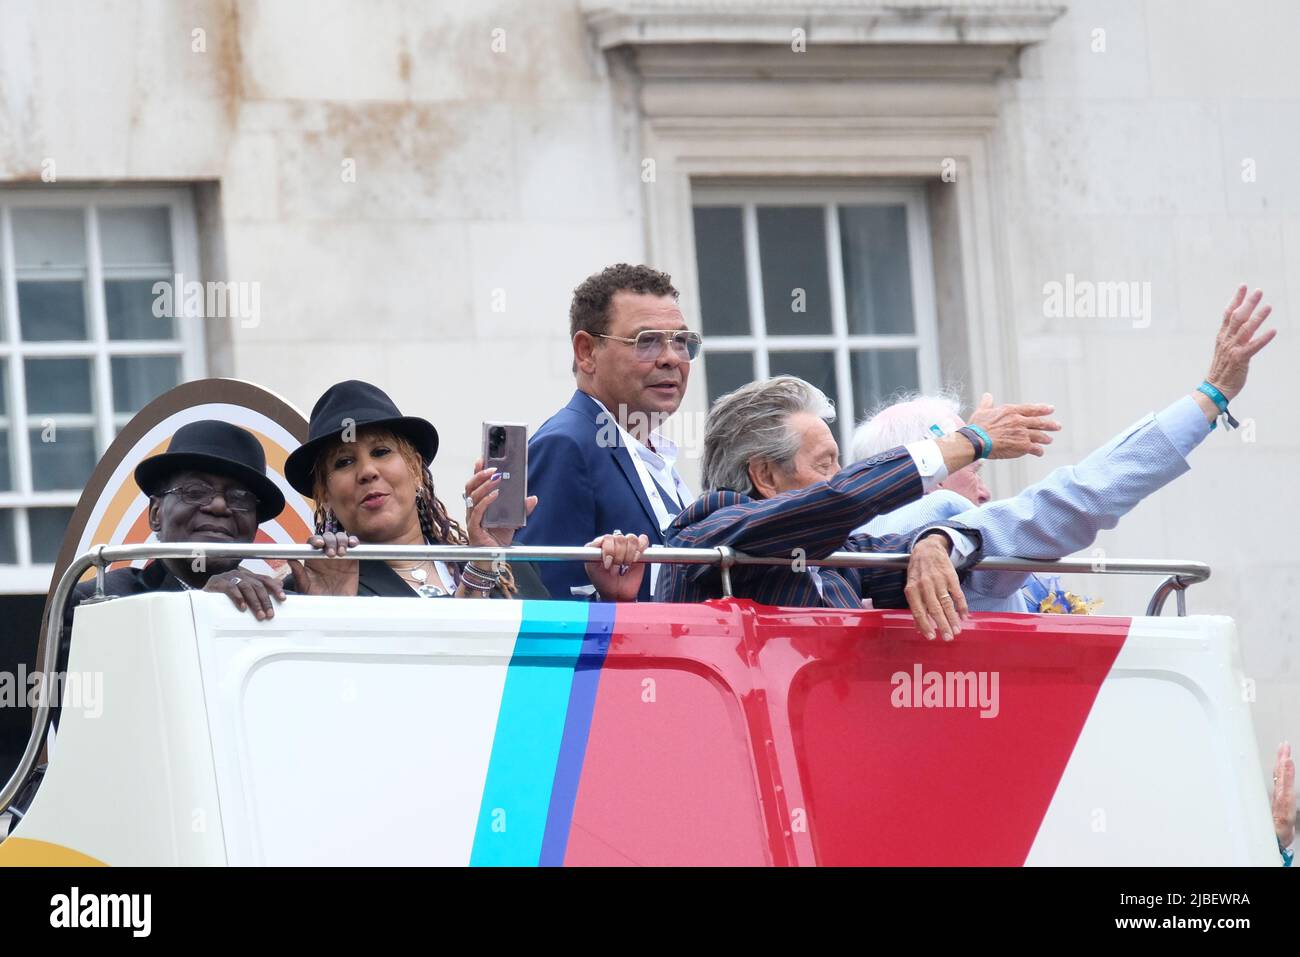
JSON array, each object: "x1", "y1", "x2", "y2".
[{"x1": 516, "y1": 390, "x2": 677, "y2": 602}]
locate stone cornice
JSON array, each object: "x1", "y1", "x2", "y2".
[
  {"x1": 584, "y1": 1, "x2": 1066, "y2": 47},
  {"x1": 583, "y1": 0, "x2": 1066, "y2": 81}
]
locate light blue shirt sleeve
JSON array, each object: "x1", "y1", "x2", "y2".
[
  {"x1": 855, "y1": 489, "x2": 971, "y2": 539},
  {"x1": 855, "y1": 490, "x2": 978, "y2": 568},
  {"x1": 859, "y1": 395, "x2": 1212, "y2": 610},
  {"x1": 951, "y1": 396, "x2": 1210, "y2": 602},
  {"x1": 1154, "y1": 394, "x2": 1213, "y2": 459}
]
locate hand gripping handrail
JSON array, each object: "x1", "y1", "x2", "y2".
[{"x1": 0, "y1": 543, "x2": 1210, "y2": 818}]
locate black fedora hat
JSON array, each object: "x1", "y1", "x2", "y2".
[
  {"x1": 284, "y1": 380, "x2": 439, "y2": 496},
  {"x1": 134, "y1": 420, "x2": 287, "y2": 523}
]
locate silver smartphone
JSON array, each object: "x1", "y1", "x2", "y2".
[{"x1": 481, "y1": 422, "x2": 528, "y2": 530}]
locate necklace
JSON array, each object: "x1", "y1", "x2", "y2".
[
  {"x1": 390, "y1": 540, "x2": 447, "y2": 597},
  {"x1": 390, "y1": 559, "x2": 431, "y2": 583},
  {"x1": 390, "y1": 558, "x2": 430, "y2": 574},
  {"x1": 394, "y1": 560, "x2": 445, "y2": 597}
]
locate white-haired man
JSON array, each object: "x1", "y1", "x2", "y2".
[
  {"x1": 850, "y1": 285, "x2": 1275, "y2": 612},
  {"x1": 854, "y1": 388, "x2": 993, "y2": 509}
]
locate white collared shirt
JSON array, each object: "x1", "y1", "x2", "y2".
[
  {"x1": 587, "y1": 395, "x2": 693, "y2": 594},
  {"x1": 626, "y1": 426, "x2": 686, "y2": 511}
]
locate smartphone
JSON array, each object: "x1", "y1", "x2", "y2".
[{"x1": 481, "y1": 422, "x2": 528, "y2": 529}]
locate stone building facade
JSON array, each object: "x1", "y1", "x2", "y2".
[{"x1": 1, "y1": 0, "x2": 1296, "y2": 785}]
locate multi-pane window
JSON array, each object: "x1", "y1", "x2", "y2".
[
  {"x1": 0, "y1": 190, "x2": 203, "y2": 588},
  {"x1": 691, "y1": 186, "x2": 940, "y2": 454}
]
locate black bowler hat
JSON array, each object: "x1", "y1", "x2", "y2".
[
  {"x1": 284, "y1": 380, "x2": 439, "y2": 497},
  {"x1": 134, "y1": 420, "x2": 287, "y2": 523}
]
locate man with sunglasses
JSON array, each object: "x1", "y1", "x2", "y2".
[
  {"x1": 518, "y1": 263, "x2": 701, "y2": 601},
  {"x1": 56, "y1": 421, "x2": 289, "y2": 723}
]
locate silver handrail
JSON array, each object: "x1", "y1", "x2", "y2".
[{"x1": 0, "y1": 542, "x2": 1210, "y2": 818}]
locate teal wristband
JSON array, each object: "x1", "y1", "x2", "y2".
[
  {"x1": 1197, "y1": 381, "x2": 1239, "y2": 431},
  {"x1": 1198, "y1": 380, "x2": 1228, "y2": 411},
  {"x1": 962, "y1": 424, "x2": 992, "y2": 459}
]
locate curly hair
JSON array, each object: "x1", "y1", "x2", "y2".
[
  {"x1": 569, "y1": 264, "x2": 678, "y2": 372},
  {"x1": 310, "y1": 427, "x2": 516, "y2": 597}
]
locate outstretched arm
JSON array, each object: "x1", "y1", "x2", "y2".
[
  {"x1": 957, "y1": 284, "x2": 1275, "y2": 599},
  {"x1": 674, "y1": 391, "x2": 1060, "y2": 562},
  {"x1": 674, "y1": 449, "x2": 926, "y2": 560}
]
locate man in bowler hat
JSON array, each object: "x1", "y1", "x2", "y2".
[{"x1": 53, "y1": 420, "x2": 289, "y2": 727}]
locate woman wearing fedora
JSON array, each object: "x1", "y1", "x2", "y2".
[{"x1": 282, "y1": 380, "x2": 648, "y2": 601}]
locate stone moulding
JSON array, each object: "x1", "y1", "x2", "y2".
[
  {"x1": 582, "y1": 1, "x2": 1067, "y2": 81},
  {"x1": 582, "y1": 1, "x2": 1068, "y2": 50}
]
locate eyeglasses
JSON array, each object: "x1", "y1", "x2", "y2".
[
  {"x1": 161, "y1": 484, "x2": 260, "y2": 513},
  {"x1": 597, "y1": 330, "x2": 703, "y2": 362}
]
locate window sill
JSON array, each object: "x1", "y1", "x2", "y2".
[{"x1": 0, "y1": 565, "x2": 56, "y2": 595}]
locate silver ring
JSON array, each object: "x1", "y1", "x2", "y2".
[
  {"x1": 229, "y1": 576, "x2": 241, "y2": 586},
  {"x1": 464, "y1": 495, "x2": 475, "y2": 510}
]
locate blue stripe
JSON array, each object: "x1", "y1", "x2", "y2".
[
  {"x1": 470, "y1": 601, "x2": 588, "y2": 866},
  {"x1": 538, "y1": 601, "x2": 615, "y2": 866}
]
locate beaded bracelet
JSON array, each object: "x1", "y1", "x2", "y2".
[{"x1": 459, "y1": 562, "x2": 500, "y2": 593}]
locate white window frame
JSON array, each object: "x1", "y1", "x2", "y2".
[
  {"x1": 0, "y1": 187, "x2": 204, "y2": 592},
  {"x1": 693, "y1": 184, "x2": 941, "y2": 454},
  {"x1": 625, "y1": 106, "x2": 1025, "y2": 499}
]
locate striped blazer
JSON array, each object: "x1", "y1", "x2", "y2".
[{"x1": 654, "y1": 447, "x2": 981, "y2": 609}]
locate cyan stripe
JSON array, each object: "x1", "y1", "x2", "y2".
[
  {"x1": 539, "y1": 601, "x2": 615, "y2": 866},
  {"x1": 470, "y1": 601, "x2": 589, "y2": 866}
]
